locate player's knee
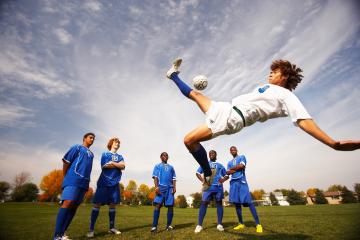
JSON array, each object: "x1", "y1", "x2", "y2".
[{"x1": 184, "y1": 134, "x2": 196, "y2": 149}]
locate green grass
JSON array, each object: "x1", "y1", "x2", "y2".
[{"x1": 0, "y1": 203, "x2": 359, "y2": 239}]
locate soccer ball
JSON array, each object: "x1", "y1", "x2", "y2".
[{"x1": 193, "y1": 75, "x2": 208, "y2": 90}]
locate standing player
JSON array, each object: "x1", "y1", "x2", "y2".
[
  {"x1": 194, "y1": 150, "x2": 227, "y2": 233},
  {"x1": 87, "y1": 137, "x2": 125, "y2": 238},
  {"x1": 151, "y1": 152, "x2": 177, "y2": 233},
  {"x1": 226, "y1": 146, "x2": 262, "y2": 233},
  {"x1": 53, "y1": 133, "x2": 95, "y2": 240},
  {"x1": 166, "y1": 58, "x2": 360, "y2": 181}
]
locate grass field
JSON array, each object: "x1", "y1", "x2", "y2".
[{"x1": 0, "y1": 203, "x2": 359, "y2": 240}]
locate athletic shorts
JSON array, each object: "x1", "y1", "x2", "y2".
[
  {"x1": 153, "y1": 186, "x2": 174, "y2": 207},
  {"x1": 202, "y1": 185, "x2": 224, "y2": 202},
  {"x1": 93, "y1": 185, "x2": 121, "y2": 205},
  {"x1": 61, "y1": 186, "x2": 87, "y2": 204},
  {"x1": 229, "y1": 179, "x2": 253, "y2": 204},
  {"x1": 205, "y1": 101, "x2": 245, "y2": 138}
]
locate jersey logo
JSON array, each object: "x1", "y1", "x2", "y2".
[
  {"x1": 258, "y1": 85, "x2": 270, "y2": 93},
  {"x1": 112, "y1": 155, "x2": 118, "y2": 162}
]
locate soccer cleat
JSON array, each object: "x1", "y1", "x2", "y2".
[
  {"x1": 233, "y1": 223, "x2": 245, "y2": 230},
  {"x1": 109, "y1": 228, "x2": 121, "y2": 235},
  {"x1": 150, "y1": 227, "x2": 157, "y2": 233},
  {"x1": 62, "y1": 234, "x2": 72, "y2": 240},
  {"x1": 194, "y1": 225, "x2": 203, "y2": 233},
  {"x1": 166, "y1": 225, "x2": 174, "y2": 231},
  {"x1": 86, "y1": 231, "x2": 94, "y2": 238},
  {"x1": 256, "y1": 224, "x2": 263, "y2": 233},
  {"x1": 216, "y1": 224, "x2": 224, "y2": 232},
  {"x1": 166, "y1": 58, "x2": 182, "y2": 79}
]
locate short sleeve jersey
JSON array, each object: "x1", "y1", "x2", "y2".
[
  {"x1": 97, "y1": 152, "x2": 124, "y2": 187},
  {"x1": 227, "y1": 155, "x2": 247, "y2": 183},
  {"x1": 197, "y1": 161, "x2": 226, "y2": 186},
  {"x1": 152, "y1": 163, "x2": 176, "y2": 187},
  {"x1": 232, "y1": 84, "x2": 311, "y2": 127},
  {"x1": 62, "y1": 144, "x2": 94, "y2": 189}
]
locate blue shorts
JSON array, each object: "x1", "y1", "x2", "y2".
[
  {"x1": 229, "y1": 179, "x2": 252, "y2": 205},
  {"x1": 202, "y1": 185, "x2": 224, "y2": 202},
  {"x1": 153, "y1": 186, "x2": 174, "y2": 206},
  {"x1": 93, "y1": 185, "x2": 121, "y2": 205},
  {"x1": 61, "y1": 186, "x2": 87, "y2": 204}
]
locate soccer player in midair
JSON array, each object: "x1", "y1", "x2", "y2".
[
  {"x1": 194, "y1": 150, "x2": 227, "y2": 233},
  {"x1": 53, "y1": 133, "x2": 95, "y2": 240},
  {"x1": 151, "y1": 152, "x2": 177, "y2": 233},
  {"x1": 166, "y1": 59, "x2": 360, "y2": 183},
  {"x1": 87, "y1": 137, "x2": 125, "y2": 238},
  {"x1": 225, "y1": 146, "x2": 262, "y2": 233}
]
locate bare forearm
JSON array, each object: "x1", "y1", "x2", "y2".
[
  {"x1": 62, "y1": 162, "x2": 70, "y2": 176},
  {"x1": 112, "y1": 161, "x2": 125, "y2": 170},
  {"x1": 196, "y1": 173, "x2": 204, "y2": 182}
]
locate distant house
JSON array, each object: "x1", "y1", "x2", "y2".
[
  {"x1": 258, "y1": 192, "x2": 289, "y2": 206},
  {"x1": 307, "y1": 191, "x2": 342, "y2": 205}
]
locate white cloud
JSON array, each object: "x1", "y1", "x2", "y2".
[
  {"x1": 84, "y1": 1, "x2": 102, "y2": 13},
  {"x1": 53, "y1": 28, "x2": 72, "y2": 45},
  {"x1": 0, "y1": 104, "x2": 34, "y2": 127}
]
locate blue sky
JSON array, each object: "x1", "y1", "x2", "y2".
[{"x1": 0, "y1": 0, "x2": 359, "y2": 196}]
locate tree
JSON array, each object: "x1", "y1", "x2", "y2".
[
  {"x1": 11, "y1": 183, "x2": 39, "y2": 202},
  {"x1": 40, "y1": 169, "x2": 63, "y2": 202},
  {"x1": 286, "y1": 189, "x2": 306, "y2": 205},
  {"x1": 341, "y1": 186, "x2": 357, "y2": 203},
  {"x1": 252, "y1": 189, "x2": 265, "y2": 200},
  {"x1": 126, "y1": 180, "x2": 137, "y2": 192},
  {"x1": 13, "y1": 172, "x2": 31, "y2": 188},
  {"x1": 0, "y1": 181, "x2": 11, "y2": 202},
  {"x1": 354, "y1": 183, "x2": 360, "y2": 202},
  {"x1": 327, "y1": 184, "x2": 344, "y2": 192},
  {"x1": 274, "y1": 188, "x2": 290, "y2": 197},
  {"x1": 314, "y1": 189, "x2": 328, "y2": 204},
  {"x1": 83, "y1": 187, "x2": 94, "y2": 203},
  {"x1": 125, "y1": 180, "x2": 138, "y2": 205},
  {"x1": 138, "y1": 184, "x2": 151, "y2": 205},
  {"x1": 175, "y1": 195, "x2": 188, "y2": 208},
  {"x1": 123, "y1": 190, "x2": 133, "y2": 205},
  {"x1": 191, "y1": 192, "x2": 202, "y2": 208},
  {"x1": 119, "y1": 183, "x2": 125, "y2": 201},
  {"x1": 306, "y1": 188, "x2": 317, "y2": 197},
  {"x1": 269, "y1": 192, "x2": 279, "y2": 206}
]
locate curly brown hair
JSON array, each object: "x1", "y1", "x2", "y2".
[
  {"x1": 107, "y1": 137, "x2": 120, "y2": 151},
  {"x1": 271, "y1": 60, "x2": 303, "y2": 91}
]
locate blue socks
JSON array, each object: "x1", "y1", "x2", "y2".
[
  {"x1": 89, "y1": 207, "x2": 100, "y2": 231},
  {"x1": 235, "y1": 204, "x2": 243, "y2": 224},
  {"x1": 198, "y1": 202, "x2": 208, "y2": 226},
  {"x1": 190, "y1": 144, "x2": 211, "y2": 177},
  {"x1": 62, "y1": 207, "x2": 77, "y2": 233},
  {"x1": 216, "y1": 201, "x2": 223, "y2": 225},
  {"x1": 54, "y1": 207, "x2": 68, "y2": 238},
  {"x1": 170, "y1": 74, "x2": 193, "y2": 98},
  {"x1": 152, "y1": 208, "x2": 160, "y2": 228},
  {"x1": 167, "y1": 207, "x2": 174, "y2": 227},
  {"x1": 248, "y1": 202, "x2": 260, "y2": 225},
  {"x1": 109, "y1": 208, "x2": 116, "y2": 229}
]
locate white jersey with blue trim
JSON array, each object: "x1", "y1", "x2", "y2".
[
  {"x1": 227, "y1": 155, "x2": 247, "y2": 183},
  {"x1": 197, "y1": 161, "x2": 226, "y2": 186},
  {"x1": 152, "y1": 163, "x2": 176, "y2": 187},
  {"x1": 97, "y1": 152, "x2": 124, "y2": 187},
  {"x1": 62, "y1": 144, "x2": 94, "y2": 189},
  {"x1": 232, "y1": 83, "x2": 311, "y2": 127}
]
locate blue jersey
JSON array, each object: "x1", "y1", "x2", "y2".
[
  {"x1": 62, "y1": 144, "x2": 94, "y2": 190},
  {"x1": 152, "y1": 163, "x2": 176, "y2": 187},
  {"x1": 97, "y1": 152, "x2": 124, "y2": 187},
  {"x1": 197, "y1": 161, "x2": 226, "y2": 186},
  {"x1": 227, "y1": 155, "x2": 247, "y2": 183}
]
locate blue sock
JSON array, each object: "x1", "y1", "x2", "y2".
[
  {"x1": 198, "y1": 202, "x2": 208, "y2": 226},
  {"x1": 216, "y1": 201, "x2": 223, "y2": 225},
  {"x1": 170, "y1": 74, "x2": 193, "y2": 98},
  {"x1": 235, "y1": 204, "x2": 243, "y2": 224},
  {"x1": 62, "y1": 208, "x2": 77, "y2": 233},
  {"x1": 167, "y1": 207, "x2": 174, "y2": 227},
  {"x1": 109, "y1": 208, "x2": 116, "y2": 229},
  {"x1": 89, "y1": 207, "x2": 100, "y2": 231},
  {"x1": 54, "y1": 208, "x2": 69, "y2": 238},
  {"x1": 248, "y1": 202, "x2": 260, "y2": 225},
  {"x1": 190, "y1": 144, "x2": 211, "y2": 177},
  {"x1": 152, "y1": 209, "x2": 160, "y2": 228}
]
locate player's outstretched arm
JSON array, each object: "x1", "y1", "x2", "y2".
[{"x1": 297, "y1": 119, "x2": 360, "y2": 151}]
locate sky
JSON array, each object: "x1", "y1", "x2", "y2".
[{"x1": 0, "y1": 0, "x2": 359, "y2": 196}]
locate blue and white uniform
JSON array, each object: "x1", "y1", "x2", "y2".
[
  {"x1": 93, "y1": 152, "x2": 124, "y2": 205},
  {"x1": 152, "y1": 163, "x2": 176, "y2": 206},
  {"x1": 197, "y1": 161, "x2": 226, "y2": 201},
  {"x1": 227, "y1": 155, "x2": 252, "y2": 205},
  {"x1": 61, "y1": 144, "x2": 94, "y2": 204}
]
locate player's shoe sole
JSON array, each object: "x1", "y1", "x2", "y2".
[{"x1": 166, "y1": 58, "x2": 182, "y2": 78}]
